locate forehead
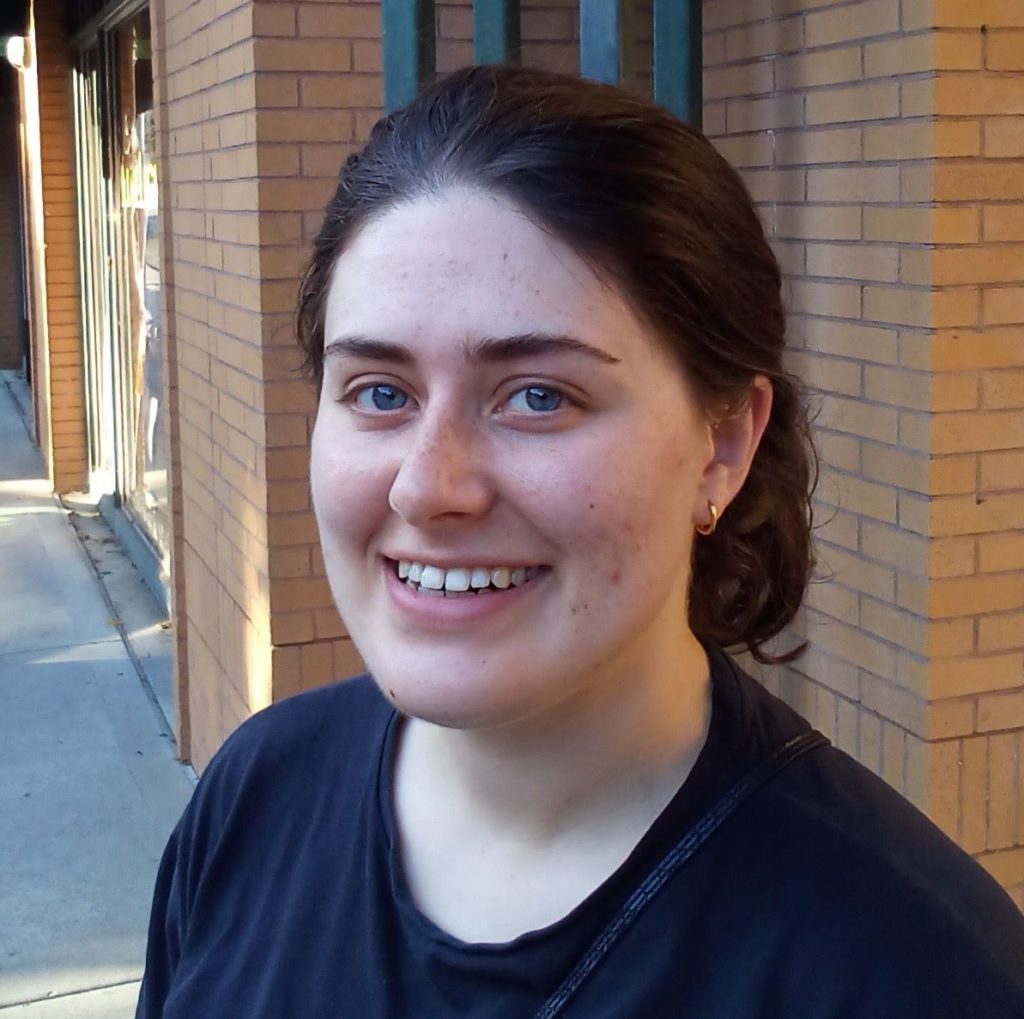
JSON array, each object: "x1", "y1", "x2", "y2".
[{"x1": 324, "y1": 189, "x2": 650, "y2": 356}]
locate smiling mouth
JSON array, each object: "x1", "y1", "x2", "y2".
[{"x1": 386, "y1": 558, "x2": 549, "y2": 597}]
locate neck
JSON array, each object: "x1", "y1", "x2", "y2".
[{"x1": 402, "y1": 631, "x2": 712, "y2": 841}]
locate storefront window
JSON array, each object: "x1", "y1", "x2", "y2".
[{"x1": 73, "y1": 4, "x2": 169, "y2": 596}]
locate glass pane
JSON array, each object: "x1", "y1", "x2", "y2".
[{"x1": 119, "y1": 11, "x2": 170, "y2": 561}]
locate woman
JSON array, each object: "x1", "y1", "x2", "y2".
[{"x1": 137, "y1": 66, "x2": 1024, "y2": 1017}]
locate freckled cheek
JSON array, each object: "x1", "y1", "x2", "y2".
[{"x1": 310, "y1": 449, "x2": 394, "y2": 550}]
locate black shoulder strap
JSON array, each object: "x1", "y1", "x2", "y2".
[{"x1": 533, "y1": 729, "x2": 830, "y2": 1019}]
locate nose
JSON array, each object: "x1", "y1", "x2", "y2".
[{"x1": 388, "y1": 413, "x2": 495, "y2": 526}]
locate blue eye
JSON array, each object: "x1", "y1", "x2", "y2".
[
  {"x1": 354, "y1": 384, "x2": 408, "y2": 412},
  {"x1": 507, "y1": 386, "x2": 564, "y2": 413}
]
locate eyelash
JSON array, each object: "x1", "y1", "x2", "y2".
[{"x1": 340, "y1": 381, "x2": 576, "y2": 418}]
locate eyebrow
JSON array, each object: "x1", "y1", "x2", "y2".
[{"x1": 323, "y1": 332, "x2": 622, "y2": 367}]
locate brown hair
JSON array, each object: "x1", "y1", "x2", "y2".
[{"x1": 298, "y1": 65, "x2": 816, "y2": 663}]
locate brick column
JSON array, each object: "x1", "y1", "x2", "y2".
[
  {"x1": 920, "y1": 0, "x2": 1024, "y2": 907},
  {"x1": 156, "y1": 0, "x2": 379, "y2": 768},
  {"x1": 0, "y1": 63, "x2": 24, "y2": 371},
  {"x1": 30, "y1": 0, "x2": 87, "y2": 492},
  {"x1": 703, "y1": 0, "x2": 1023, "y2": 905}
]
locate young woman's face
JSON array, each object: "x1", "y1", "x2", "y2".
[{"x1": 311, "y1": 189, "x2": 717, "y2": 729}]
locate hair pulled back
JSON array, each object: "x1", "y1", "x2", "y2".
[{"x1": 298, "y1": 65, "x2": 817, "y2": 664}]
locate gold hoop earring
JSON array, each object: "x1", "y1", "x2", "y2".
[{"x1": 695, "y1": 501, "x2": 719, "y2": 537}]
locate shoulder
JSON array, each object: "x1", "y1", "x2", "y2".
[
  {"x1": 717, "y1": 654, "x2": 1024, "y2": 1005},
  {"x1": 762, "y1": 748, "x2": 1024, "y2": 1008},
  {"x1": 213, "y1": 673, "x2": 390, "y2": 766},
  {"x1": 185, "y1": 674, "x2": 393, "y2": 825}
]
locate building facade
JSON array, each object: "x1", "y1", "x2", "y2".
[{"x1": 3, "y1": 0, "x2": 1022, "y2": 907}]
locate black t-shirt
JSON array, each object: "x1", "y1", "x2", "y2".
[{"x1": 136, "y1": 651, "x2": 1024, "y2": 1017}]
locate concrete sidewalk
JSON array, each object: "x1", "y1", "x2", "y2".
[{"x1": 0, "y1": 375, "x2": 194, "y2": 1016}]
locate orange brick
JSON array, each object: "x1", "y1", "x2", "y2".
[
  {"x1": 704, "y1": 61, "x2": 773, "y2": 101},
  {"x1": 726, "y1": 95, "x2": 803, "y2": 133},
  {"x1": 983, "y1": 118, "x2": 1024, "y2": 158},
  {"x1": 860, "y1": 520, "x2": 929, "y2": 574},
  {"x1": 978, "y1": 690, "x2": 1024, "y2": 732},
  {"x1": 252, "y1": 4, "x2": 296, "y2": 36},
  {"x1": 300, "y1": 75, "x2": 381, "y2": 110},
  {"x1": 961, "y1": 735, "x2": 989, "y2": 853},
  {"x1": 978, "y1": 612, "x2": 1024, "y2": 654},
  {"x1": 724, "y1": 16, "x2": 804, "y2": 60},
  {"x1": 935, "y1": 162, "x2": 1024, "y2": 201},
  {"x1": 931, "y1": 410, "x2": 1024, "y2": 454},
  {"x1": 704, "y1": 0, "x2": 772, "y2": 31},
  {"x1": 865, "y1": 120, "x2": 980, "y2": 161},
  {"x1": 789, "y1": 279, "x2": 863, "y2": 317},
  {"x1": 806, "y1": 610, "x2": 896, "y2": 679},
  {"x1": 979, "y1": 532, "x2": 1024, "y2": 571},
  {"x1": 252, "y1": 38, "x2": 353, "y2": 73},
  {"x1": 296, "y1": 5, "x2": 381, "y2": 38},
  {"x1": 863, "y1": 366, "x2": 930, "y2": 411},
  {"x1": 775, "y1": 127, "x2": 862, "y2": 166},
  {"x1": 805, "y1": 0, "x2": 899, "y2": 46},
  {"x1": 983, "y1": 287, "x2": 1024, "y2": 326},
  {"x1": 930, "y1": 618, "x2": 978, "y2": 658},
  {"x1": 775, "y1": 203, "x2": 861, "y2": 242},
  {"x1": 931, "y1": 245, "x2": 1024, "y2": 286},
  {"x1": 863, "y1": 287, "x2": 931, "y2": 329},
  {"x1": 935, "y1": 75, "x2": 1024, "y2": 116},
  {"x1": 928, "y1": 327, "x2": 1024, "y2": 370},
  {"x1": 988, "y1": 732, "x2": 1021, "y2": 849},
  {"x1": 987, "y1": 29, "x2": 1024, "y2": 70},
  {"x1": 712, "y1": 133, "x2": 774, "y2": 169},
  {"x1": 786, "y1": 349, "x2": 862, "y2": 395},
  {"x1": 775, "y1": 46, "x2": 861, "y2": 90},
  {"x1": 931, "y1": 574, "x2": 1024, "y2": 617},
  {"x1": 981, "y1": 370, "x2": 1024, "y2": 409},
  {"x1": 808, "y1": 242, "x2": 898, "y2": 283},
  {"x1": 861, "y1": 598, "x2": 928, "y2": 655},
  {"x1": 818, "y1": 543, "x2": 896, "y2": 601},
  {"x1": 819, "y1": 393, "x2": 899, "y2": 443},
  {"x1": 814, "y1": 430, "x2": 862, "y2": 473},
  {"x1": 804, "y1": 576, "x2": 860, "y2": 622},
  {"x1": 807, "y1": 81, "x2": 900, "y2": 126},
  {"x1": 861, "y1": 443, "x2": 930, "y2": 493}
]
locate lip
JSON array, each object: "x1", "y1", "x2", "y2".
[
  {"x1": 384, "y1": 553, "x2": 542, "y2": 571},
  {"x1": 382, "y1": 558, "x2": 548, "y2": 631}
]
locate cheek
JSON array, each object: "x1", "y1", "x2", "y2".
[
  {"x1": 558, "y1": 434, "x2": 700, "y2": 590},
  {"x1": 310, "y1": 420, "x2": 392, "y2": 553}
]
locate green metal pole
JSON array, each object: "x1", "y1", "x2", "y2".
[
  {"x1": 579, "y1": 0, "x2": 633, "y2": 88},
  {"x1": 382, "y1": 0, "x2": 437, "y2": 112},
  {"x1": 653, "y1": 0, "x2": 703, "y2": 127},
  {"x1": 473, "y1": 0, "x2": 521, "y2": 64}
]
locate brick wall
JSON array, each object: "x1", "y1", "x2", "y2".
[
  {"x1": 31, "y1": 0, "x2": 87, "y2": 493},
  {"x1": 703, "y1": 0, "x2": 1023, "y2": 905},
  {"x1": 150, "y1": 0, "x2": 190, "y2": 754},
  {"x1": 0, "y1": 63, "x2": 24, "y2": 372},
  {"x1": 156, "y1": 0, "x2": 378, "y2": 768},
  {"x1": 153, "y1": 0, "x2": 1021, "y2": 901},
  {"x1": 922, "y1": 0, "x2": 1024, "y2": 907}
]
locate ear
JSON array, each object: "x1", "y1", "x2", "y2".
[{"x1": 694, "y1": 377, "x2": 773, "y2": 528}]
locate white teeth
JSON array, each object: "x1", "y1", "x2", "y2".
[
  {"x1": 394, "y1": 559, "x2": 542, "y2": 594},
  {"x1": 420, "y1": 565, "x2": 446, "y2": 590},
  {"x1": 444, "y1": 568, "x2": 471, "y2": 592}
]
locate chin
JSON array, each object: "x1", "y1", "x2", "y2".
[{"x1": 363, "y1": 654, "x2": 551, "y2": 731}]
